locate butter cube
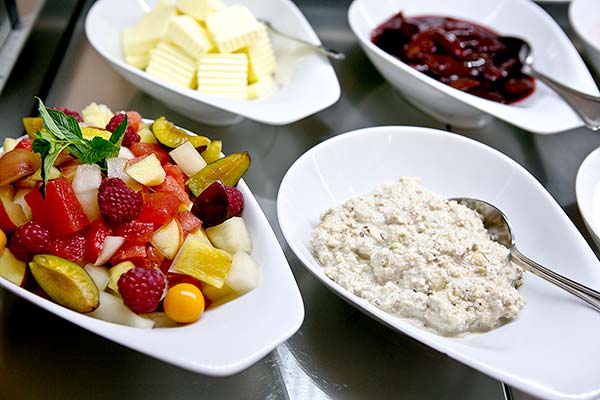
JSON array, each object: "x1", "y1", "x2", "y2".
[
  {"x1": 205, "y1": 5, "x2": 262, "y2": 53},
  {"x1": 197, "y1": 53, "x2": 248, "y2": 99},
  {"x1": 146, "y1": 42, "x2": 198, "y2": 89},
  {"x1": 122, "y1": 2, "x2": 176, "y2": 68},
  {"x1": 208, "y1": 0, "x2": 226, "y2": 12},
  {"x1": 243, "y1": 23, "x2": 276, "y2": 83},
  {"x1": 177, "y1": 0, "x2": 211, "y2": 21},
  {"x1": 166, "y1": 15, "x2": 214, "y2": 61},
  {"x1": 247, "y1": 75, "x2": 275, "y2": 100},
  {"x1": 125, "y1": 53, "x2": 151, "y2": 69}
]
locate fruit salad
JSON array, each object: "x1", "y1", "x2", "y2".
[{"x1": 0, "y1": 99, "x2": 259, "y2": 329}]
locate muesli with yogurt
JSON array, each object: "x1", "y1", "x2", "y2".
[{"x1": 310, "y1": 177, "x2": 525, "y2": 336}]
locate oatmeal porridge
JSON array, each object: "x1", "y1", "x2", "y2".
[{"x1": 310, "y1": 177, "x2": 525, "y2": 336}]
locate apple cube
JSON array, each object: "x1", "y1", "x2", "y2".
[
  {"x1": 151, "y1": 218, "x2": 182, "y2": 259},
  {"x1": 118, "y1": 147, "x2": 135, "y2": 160},
  {"x1": 226, "y1": 252, "x2": 259, "y2": 294},
  {"x1": 107, "y1": 157, "x2": 142, "y2": 191},
  {"x1": 94, "y1": 236, "x2": 125, "y2": 266},
  {"x1": 169, "y1": 141, "x2": 207, "y2": 177},
  {"x1": 205, "y1": 217, "x2": 252, "y2": 254},
  {"x1": 0, "y1": 248, "x2": 27, "y2": 286},
  {"x1": 125, "y1": 154, "x2": 166, "y2": 186},
  {"x1": 2, "y1": 138, "x2": 18, "y2": 153},
  {"x1": 169, "y1": 234, "x2": 232, "y2": 288},
  {"x1": 0, "y1": 186, "x2": 29, "y2": 233},
  {"x1": 87, "y1": 292, "x2": 155, "y2": 329}
]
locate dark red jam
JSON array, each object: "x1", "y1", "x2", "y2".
[{"x1": 371, "y1": 13, "x2": 535, "y2": 104}]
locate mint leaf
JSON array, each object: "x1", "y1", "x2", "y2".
[
  {"x1": 80, "y1": 136, "x2": 120, "y2": 165},
  {"x1": 109, "y1": 115, "x2": 127, "y2": 145}
]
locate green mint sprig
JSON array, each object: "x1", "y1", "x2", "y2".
[{"x1": 32, "y1": 97, "x2": 127, "y2": 196}]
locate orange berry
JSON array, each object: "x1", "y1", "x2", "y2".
[
  {"x1": 0, "y1": 228, "x2": 6, "y2": 252},
  {"x1": 164, "y1": 283, "x2": 205, "y2": 323}
]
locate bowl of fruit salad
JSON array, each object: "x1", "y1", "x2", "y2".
[
  {"x1": 0, "y1": 100, "x2": 304, "y2": 375},
  {"x1": 85, "y1": 0, "x2": 340, "y2": 126}
]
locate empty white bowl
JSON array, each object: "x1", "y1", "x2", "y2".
[
  {"x1": 348, "y1": 0, "x2": 598, "y2": 133},
  {"x1": 570, "y1": 0, "x2": 600, "y2": 77},
  {"x1": 576, "y1": 147, "x2": 600, "y2": 250},
  {"x1": 85, "y1": 0, "x2": 341, "y2": 126}
]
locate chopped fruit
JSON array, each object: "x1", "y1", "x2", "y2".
[
  {"x1": 125, "y1": 154, "x2": 166, "y2": 186},
  {"x1": 163, "y1": 283, "x2": 205, "y2": 323},
  {"x1": 145, "y1": 245, "x2": 165, "y2": 269},
  {"x1": 13, "y1": 189, "x2": 32, "y2": 221},
  {"x1": 9, "y1": 236, "x2": 33, "y2": 262},
  {"x1": 49, "y1": 231, "x2": 86, "y2": 262},
  {"x1": 125, "y1": 111, "x2": 142, "y2": 131},
  {"x1": 106, "y1": 157, "x2": 143, "y2": 191},
  {"x1": 30, "y1": 166, "x2": 62, "y2": 182},
  {"x1": 108, "y1": 261, "x2": 136, "y2": 293},
  {"x1": 81, "y1": 102, "x2": 114, "y2": 128},
  {"x1": 155, "y1": 175, "x2": 190, "y2": 205},
  {"x1": 0, "y1": 186, "x2": 30, "y2": 233},
  {"x1": 97, "y1": 178, "x2": 143, "y2": 224},
  {"x1": 226, "y1": 252, "x2": 259, "y2": 294},
  {"x1": 152, "y1": 117, "x2": 210, "y2": 149},
  {"x1": 29, "y1": 254, "x2": 99, "y2": 313},
  {"x1": 151, "y1": 219, "x2": 182, "y2": 259},
  {"x1": 0, "y1": 228, "x2": 6, "y2": 251},
  {"x1": 201, "y1": 140, "x2": 222, "y2": 163},
  {"x1": 25, "y1": 177, "x2": 89, "y2": 236},
  {"x1": 0, "y1": 248, "x2": 27, "y2": 286},
  {"x1": 3, "y1": 138, "x2": 18, "y2": 153},
  {"x1": 190, "y1": 180, "x2": 229, "y2": 227},
  {"x1": 81, "y1": 127, "x2": 111, "y2": 141},
  {"x1": 136, "y1": 192, "x2": 180, "y2": 228},
  {"x1": 12, "y1": 221, "x2": 49, "y2": 254},
  {"x1": 130, "y1": 143, "x2": 171, "y2": 165},
  {"x1": 85, "y1": 219, "x2": 112, "y2": 262},
  {"x1": 224, "y1": 186, "x2": 244, "y2": 217},
  {"x1": 169, "y1": 141, "x2": 207, "y2": 177},
  {"x1": 205, "y1": 217, "x2": 252, "y2": 254},
  {"x1": 186, "y1": 151, "x2": 250, "y2": 196},
  {"x1": 106, "y1": 113, "x2": 141, "y2": 148},
  {"x1": 163, "y1": 163, "x2": 186, "y2": 187},
  {"x1": 53, "y1": 107, "x2": 83, "y2": 122},
  {"x1": 137, "y1": 126, "x2": 158, "y2": 144},
  {"x1": 109, "y1": 242, "x2": 146, "y2": 267},
  {"x1": 167, "y1": 272, "x2": 203, "y2": 291},
  {"x1": 22, "y1": 117, "x2": 44, "y2": 137},
  {"x1": 95, "y1": 235, "x2": 125, "y2": 266},
  {"x1": 201, "y1": 281, "x2": 237, "y2": 304},
  {"x1": 190, "y1": 227, "x2": 213, "y2": 247},
  {"x1": 114, "y1": 220, "x2": 154, "y2": 244},
  {"x1": 72, "y1": 164, "x2": 102, "y2": 221},
  {"x1": 87, "y1": 292, "x2": 155, "y2": 328},
  {"x1": 15, "y1": 138, "x2": 33, "y2": 151},
  {"x1": 170, "y1": 234, "x2": 232, "y2": 288},
  {"x1": 0, "y1": 149, "x2": 41, "y2": 186},
  {"x1": 84, "y1": 264, "x2": 109, "y2": 291},
  {"x1": 118, "y1": 267, "x2": 165, "y2": 313},
  {"x1": 176, "y1": 210, "x2": 202, "y2": 235}
]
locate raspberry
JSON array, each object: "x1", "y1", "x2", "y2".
[
  {"x1": 118, "y1": 267, "x2": 165, "y2": 314},
  {"x1": 13, "y1": 221, "x2": 50, "y2": 254},
  {"x1": 105, "y1": 113, "x2": 140, "y2": 147},
  {"x1": 225, "y1": 186, "x2": 244, "y2": 217},
  {"x1": 9, "y1": 237, "x2": 33, "y2": 262},
  {"x1": 98, "y1": 178, "x2": 142, "y2": 225},
  {"x1": 49, "y1": 232, "x2": 86, "y2": 262},
  {"x1": 53, "y1": 107, "x2": 83, "y2": 122}
]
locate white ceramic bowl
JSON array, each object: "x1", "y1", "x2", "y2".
[
  {"x1": 278, "y1": 125, "x2": 600, "y2": 400},
  {"x1": 576, "y1": 147, "x2": 600, "y2": 250},
  {"x1": 570, "y1": 0, "x2": 600, "y2": 77},
  {"x1": 0, "y1": 123, "x2": 304, "y2": 376},
  {"x1": 85, "y1": 0, "x2": 340, "y2": 126},
  {"x1": 348, "y1": 0, "x2": 598, "y2": 133}
]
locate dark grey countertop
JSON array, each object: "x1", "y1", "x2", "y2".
[{"x1": 0, "y1": 1, "x2": 598, "y2": 399}]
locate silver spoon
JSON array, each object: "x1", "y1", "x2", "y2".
[
  {"x1": 453, "y1": 197, "x2": 600, "y2": 312},
  {"x1": 258, "y1": 19, "x2": 345, "y2": 61},
  {"x1": 503, "y1": 36, "x2": 600, "y2": 131}
]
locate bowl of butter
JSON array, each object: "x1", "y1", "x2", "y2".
[{"x1": 85, "y1": 0, "x2": 340, "y2": 126}]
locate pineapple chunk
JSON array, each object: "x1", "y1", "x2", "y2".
[
  {"x1": 205, "y1": 217, "x2": 252, "y2": 254},
  {"x1": 151, "y1": 219, "x2": 183, "y2": 259},
  {"x1": 137, "y1": 126, "x2": 158, "y2": 144},
  {"x1": 190, "y1": 227, "x2": 213, "y2": 247},
  {"x1": 81, "y1": 127, "x2": 112, "y2": 141},
  {"x1": 170, "y1": 234, "x2": 232, "y2": 288}
]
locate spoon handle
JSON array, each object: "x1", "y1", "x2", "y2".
[
  {"x1": 259, "y1": 20, "x2": 346, "y2": 61},
  {"x1": 511, "y1": 247, "x2": 600, "y2": 312},
  {"x1": 531, "y1": 69, "x2": 600, "y2": 131}
]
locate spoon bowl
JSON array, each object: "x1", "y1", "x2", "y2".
[{"x1": 454, "y1": 197, "x2": 600, "y2": 312}]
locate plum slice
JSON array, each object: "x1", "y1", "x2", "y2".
[{"x1": 191, "y1": 181, "x2": 230, "y2": 228}]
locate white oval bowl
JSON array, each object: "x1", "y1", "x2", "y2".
[
  {"x1": 569, "y1": 0, "x2": 600, "y2": 78},
  {"x1": 347, "y1": 0, "x2": 598, "y2": 133},
  {"x1": 278, "y1": 125, "x2": 600, "y2": 400},
  {"x1": 85, "y1": 0, "x2": 340, "y2": 126},
  {"x1": 576, "y1": 146, "x2": 600, "y2": 250},
  {"x1": 0, "y1": 122, "x2": 304, "y2": 376}
]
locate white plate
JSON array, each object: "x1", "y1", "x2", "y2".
[
  {"x1": 576, "y1": 147, "x2": 600, "y2": 250},
  {"x1": 85, "y1": 0, "x2": 340, "y2": 126},
  {"x1": 277, "y1": 126, "x2": 600, "y2": 400},
  {"x1": 348, "y1": 0, "x2": 597, "y2": 133},
  {"x1": 0, "y1": 125, "x2": 304, "y2": 377},
  {"x1": 570, "y1": 0, "x2": 600, "y2": 77}
]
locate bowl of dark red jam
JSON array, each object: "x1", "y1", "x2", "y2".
[{"x1": 371, "y1": 13, "x2": 535, "y2": 105}]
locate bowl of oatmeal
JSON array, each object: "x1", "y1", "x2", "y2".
[{"x1": 277, "y1": 125, "x2": 600, "y2": 400}]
